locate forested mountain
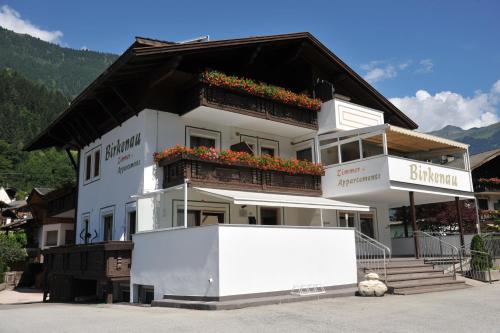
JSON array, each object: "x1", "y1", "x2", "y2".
[
  {"x1": 0, "y1": 27, "x2": 117, "y2": 97},
  {"x1": 0, "y1": 69, "x2": 75, "y2": 193},
  {"x1": 0, "y1": 28, "x2": 118, "y2": 195},
  {"x1": 428, "y1": 122, "x2": 500, "y2": 154}
]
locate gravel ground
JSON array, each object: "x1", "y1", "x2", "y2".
[{"x1": 0, "y1": 283, "x2": 499, "y2": 333}]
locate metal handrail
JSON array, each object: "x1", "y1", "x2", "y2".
[
  {"x1": 459, "y1": 245, "x2": 493, "y2": 283},
  {"x1": 414, "y1": 231, "x2": 459, "y2": 279},
  {"x1": 354, "y1": 230, "x2": 391, "y2": 283}
]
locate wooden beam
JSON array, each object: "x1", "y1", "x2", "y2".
[
  {"x1": 284, "y1": 41, "x2": 305, "y2": 66},
  {"x1": 455, "y1": 197, "x2": 465, "y2": 247},
  {"x1": 64, "y1": 122, "x2": 85, "y2": 147},
  {"x1": 248, "y1": 44, "x2": 262, "y2": 65},
  {"x1": 95, "y1": 95, "x2": 121, "y2": 126},
  {"x1": 331, "y1": 72, "x2": 348, "y2": 84},
  {"x1": 409, "y1": 191, "x2": 420, "y2": 259},
  {"x1": 70, "y1": 118, "x2": 93, "y2": 144},
  {"x1": 58, "y1": 126, "x2": 82, "y2": 149},
  {"x1": 78, "y1": 113, "x2": 100, "y2": 139},
  {"x1": 112, "y1": 86, "x2": 137, "y2": 116},
  {"x1": 65, "y1": 148, "x2": 78, "y2": 172},
  {"x1": 147, "y1": 55, "x2": 182, "y2": 89}
]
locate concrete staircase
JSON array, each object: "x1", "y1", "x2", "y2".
[{"x1": 367, "y1": 258, "x2": 470, "y2": 295}]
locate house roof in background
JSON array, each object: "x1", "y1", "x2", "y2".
[{"x1": 469, "y1": 148, "x2": 500, "y2": 170}]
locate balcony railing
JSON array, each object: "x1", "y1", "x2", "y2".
[
  {"x1": 159, "y1": 156, "x2": 322, "y2": 195},
  {"x1": 180, "y1": 82, "x2": 318, "y2": 129},
  {"x1": 474, "y1": 181, "x2": 500, "y2": 193}
]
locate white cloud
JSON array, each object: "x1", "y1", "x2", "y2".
[
  {"x1": 416, "y1": 59, "x2": 433, "y2": 74},
  {"x1": 390, "y1": 80, "x2": 500, "y2": 132},
  {"x1": 0, "y1": 5, "x2": 63, "y2": 44}
]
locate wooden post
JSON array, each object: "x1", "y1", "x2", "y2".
[
  {"x1": 106, "y1": 280, "x2": 113, "y2": 304},
  {"x1": 409, "y1": 191, "x2": 419, "y2": 258},
  {"x1": 455, "y1": 197, "x2": 465, "y2": 247}
]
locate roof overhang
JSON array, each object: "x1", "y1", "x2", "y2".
[
  {"x1": 25, "y1": 32, "x2": 418, "y2": 151},
  {"x1": 193, "y1": 187, "x2": 370, "y2": 211}
]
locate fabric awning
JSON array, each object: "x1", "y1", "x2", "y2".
[{"x1": 193, "y1": 187, "x2": 370, "y2": 211}]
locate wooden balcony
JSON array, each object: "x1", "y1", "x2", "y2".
[
  {"x1": 43, "y1": 242, "x2": 133, "y2": 302},
  {"x1": 160, "y1": 155, "x2": 322, "y2": 195},
  {"x1": 474, "y1": 181, "x2": 500, "y2": 193},
  {"x1": 180, "y1": 82, "x2": 318, "y2": 130}
]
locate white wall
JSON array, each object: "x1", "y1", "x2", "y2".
[
  {"x1": 131, "y1": 226, "x2": 220, "y2": 301},
  {"x1": 41, "y1": 223, "x2": 74, "y2": 249},
  {"x1": 131, "y1": 225, "x2": 357, "y2": 300},
  {"x1": 218, "y1": 225, "x2": 357, "y2": 297}
]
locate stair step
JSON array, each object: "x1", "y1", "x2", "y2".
[
  {"x1": 386, "y1": 263, "x2": 430, "y2": 269},
  {"x1": 388, "y1": 276, "x2": 456, "y2": 288},
  {"x1": 393, "y1": 283, "x2": 470, "y2": 295},
  {"x1": 371, "y1": 267, "x2": 439, "y2": 275},
  {"x1": 387, "y1": 271, "x2": 447, "y2": 282}
]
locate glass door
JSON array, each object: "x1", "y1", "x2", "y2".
[
  {"x1": 338, "y1": 211, "x2": 355, "y2": 228},
  {"x1": 359, "y1": 212, "x2": 375, "y2": 238}
]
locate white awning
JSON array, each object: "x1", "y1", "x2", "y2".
[{"x1": 193, "y1": 187, "x2": 370, "y2": 211}]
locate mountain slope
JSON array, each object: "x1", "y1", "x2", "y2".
[
  {"x1": 429, "y1": 122, "x2": 500, "y2": 154},
  {"x1": 0, "y1": 27, "x2": 117, "y2": 97},
  {"x1": 0, "y1": 69, "x2": 68, "y2": 144}
]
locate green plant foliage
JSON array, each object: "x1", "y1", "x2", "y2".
[
  {"x1": 0, "y1": 231, "x2": 28, "y2": 272},
  {"x1": 470, "y1": 234, "x2": 493, "y2": 271}
]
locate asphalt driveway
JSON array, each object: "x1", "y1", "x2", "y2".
[{"x1": 0, "y1": 283, "x2": 498, "y2": 333}]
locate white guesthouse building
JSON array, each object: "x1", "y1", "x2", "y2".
[{"x1": 27, "y1": 33, "x2": 474, "y2": 304}]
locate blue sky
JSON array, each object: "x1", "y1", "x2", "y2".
[{"x1": 1, "y1": 1, "x2": 499, "y2": 131}]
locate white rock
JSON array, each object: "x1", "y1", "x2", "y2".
[
  {"x1": 364, "y1": 272, "x2": 380, "y2": 281},
  {"x1": 358, "y1": 279, "x2": 388, "y2": 297}
]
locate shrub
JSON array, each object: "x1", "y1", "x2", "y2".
[
  {"x1": 470, "y1": 234, "x2": 492, "y2": 270},
  {"x1": 0, "y1": 231, "x2": 27, "y2": 273}
]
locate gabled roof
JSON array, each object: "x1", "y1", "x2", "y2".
[
  {"x1": 469, "y1": 148, "x2": 500, "y2": 170},
  {"x1": 25, "y1": 32, "x2": 418, "y2": 151}
]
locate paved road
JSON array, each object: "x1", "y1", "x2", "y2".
[{"x1": 0, "y1": 284, "x2": 499, "y2": 333}]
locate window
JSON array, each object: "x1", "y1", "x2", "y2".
[
  {"x1": 190, "y1": 136, "x2": 216, "y2": 149},
  {"x1": 127, "y1": 210, "x2": 137, "y2": 241},
  {"x1": 260, "y1": 207, "x2": 280, "y2": 225},
  {"x1": 338, "y1": 211, "x2": 355, "y2": 228},
  {"x1": 102, "y1": 213, "x2": 113, "y2": 241},
  {"x1": 65, "y1": 230, "x2": 74, "y2": 245},
  {"x1": 478, "y1": 199, "x2": 488, "y2": 211},
  {"x1": 45, "y1": 230, "x2": 58, "y2": 247},
  {"x1": 83, "y1": 146, "x2": 101, "y2": 184},
  {"x1": 177, "y1": 207, "x2": 225, "y2": 228},
  {"x1": 340, "y1": 141, "x2": 360, "y2": 162},
  {"x1": 82, "y1": 215, "x2": 90, "y2": 244},
  {"x1": 186, "y1": 127, "x2": 220, "y2": 150},
  {"x1": 260, "y1": 147, "x2": 275, "y2": 157},
  {"x1": 296, "y1": 148, "x2": 313, "y2": 162},
  {"x1": 362, "y1": 135, "x2": 384, "y2": 158},
  {"x1": 85, "y1": 155, "x2": 92, "y2": 181},
  {"x1": 94, "y1": 150, "x2": 100, "y2": 178},
  {"x1": 321, "y1": 146, "x2": 339, "y2": 166}
]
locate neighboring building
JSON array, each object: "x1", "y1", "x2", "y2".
[
  {"x1": 469, "y1": 149, "x2": 500, "y2": 229},
  {"x1": 27, "y1": 186, "x2": 76, "y2": 251},
  {"x1": 26, "y1": 33, "x2": 475, "y2": 304}
]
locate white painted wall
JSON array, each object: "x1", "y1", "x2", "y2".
[
  {"x1": 318, "y1": 98, "x2": 384, "y2": 133},
  {"x1": 131, "y1": 224, "x2": 357, "y2": 300},
  {"x1": 41, "y1": 223, "x2": 74, "y2": 249},
  {"x1": 218, "y1": 225, "x2": 357, "y2": 297},
  {"x1": 131, "y1": 226, "x2": 220, "y2": 301}
]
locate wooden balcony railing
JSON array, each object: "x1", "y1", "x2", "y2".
[
  {"x1": 180, "y1": 83, "x2": 318, "y2": 129},
  {"x1": 474, "y1": 181, "x2": 500, "y2": 193},
  {"x1": 160, "y1": 156, "x2": 322, "y2": 195}
]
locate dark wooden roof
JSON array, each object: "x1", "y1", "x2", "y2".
[
  {"x1": 469, "y1": 148, "x2": 500, "y2": 171},
  {"x1": 25, "y1": 32, "x2": 418, "y2": 151}
]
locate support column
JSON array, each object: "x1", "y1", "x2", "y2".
[
  {"x1": 409, "y1": 191, "x2": 419, "y2": 258},
  {"x1": 455, "y1": 197, "x2": 465, "y2": 247}
]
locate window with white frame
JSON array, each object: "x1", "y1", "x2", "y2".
[
  {"x1": 100, "y1": 207, "x2": 114, "y2": 241},
  {"x1": 125, "y1": 202, "x2": 137, "y2": 241},
  {"x1": 83, "y1": 146, "x2": 101, "y2": 184},
  {"x1": 186, "y1": 127, "x2": 221, "y2": 150},
  {"x1": 294, "y1": 139, "x2": 316, "y2": 162},
  {"x1": 239, "y1": 135, "x2": 280, "y2": 157}
]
